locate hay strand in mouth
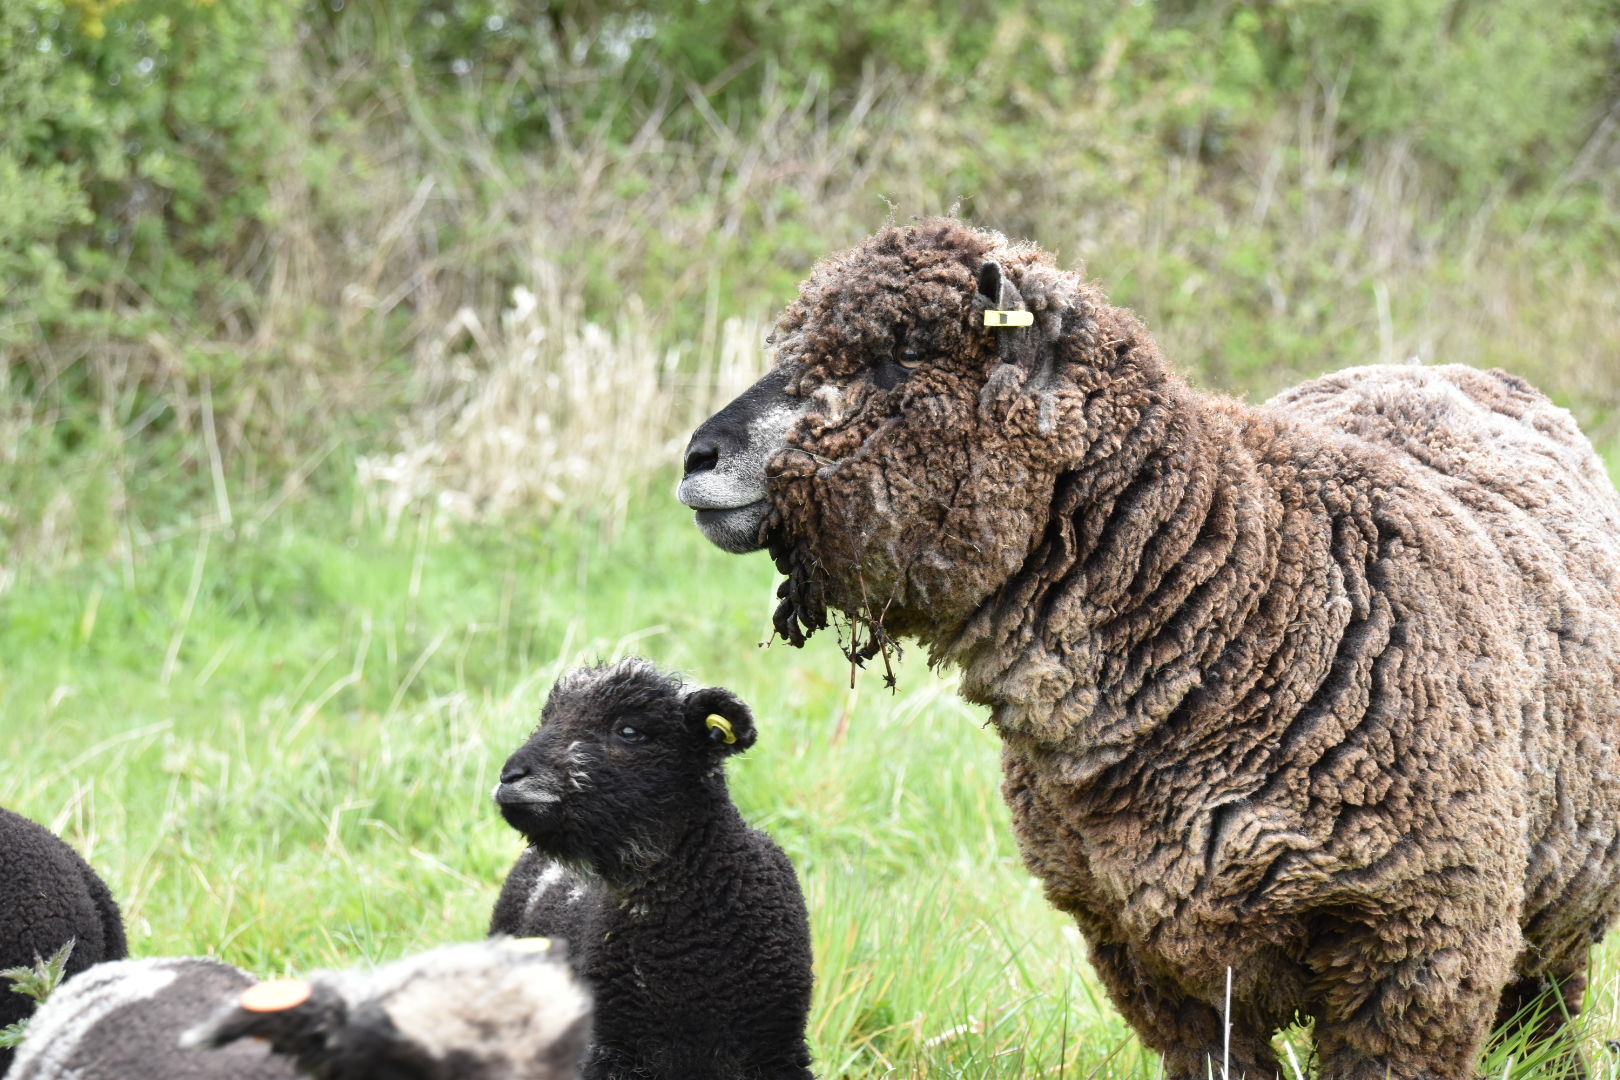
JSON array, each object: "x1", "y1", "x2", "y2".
[
  {"x1": 850, "y1": 575, "x2": 902, "y2": 690},
  {"x1": 764, "y1": 539, "x2": 902, "y2": 690}
]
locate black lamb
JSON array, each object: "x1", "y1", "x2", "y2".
[
  {"x1": 490, "y1": 659, "x2": 814, "y2": 1080},
  {"x1": 0, "y1": 806, "x2": 127, "y2": 1077},
  {"x1": 9, "y1": 938, "x2": 591, "y2": 1079}
]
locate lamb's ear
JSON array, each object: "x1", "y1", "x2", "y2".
[
  {"x1": 683, "y1": 687, "x2": 758, "y2": 757},
  {"x1": 183, "y1": 980, "x2": 346, "y2": 1058}
]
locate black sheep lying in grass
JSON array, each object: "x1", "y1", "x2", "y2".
[
  {"x1": 0, "y1": 806, "x2": 127, "y2": 1077},
  {"x1": 491, "y1": 658, "x2": 814, "y2": 1080},
  {"x1": 9, "y1": 938, "x2": 590, "y2": 1079}
]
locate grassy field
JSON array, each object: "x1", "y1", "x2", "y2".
[
  {"x1": 0, "y1": 479, "x2": 1114, "y2": 1076},
  {"x1": 5, "y1": 451, "x2": 1620, "y2": 1077},
  {"x1": 5, "y1": 4, "x2": 1620, "y2": 1074}
]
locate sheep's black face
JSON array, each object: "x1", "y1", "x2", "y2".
[
  {"x1": 492, "y1": 660, "x2": 757, "y2": 876},
  {"x1": 679, "y1": 364, "x2": 807, "y2": 554},
  {"x1": 681, "y1": 219, "x2": 1130, "y2": 653}
]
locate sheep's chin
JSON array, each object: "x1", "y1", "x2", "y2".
[{"x1": 693, "y1": 502, "x2": 770, "y2": 553}]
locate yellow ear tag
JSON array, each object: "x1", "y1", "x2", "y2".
[
  {"x1": 240, "y1": 979, "x2": 312, "y2": 1013},
  {"x1": 705, "y1": 715, "x2": 739, "y2": 744},
  {"x1": 984, "y1": 309, "x2": 1034, "y2": 327},
  {"x1": 506, "y1": 937, "x2": 554, "y2": 953}
]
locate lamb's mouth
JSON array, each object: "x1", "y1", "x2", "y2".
[
  {"x1": 689, "y1": 500, "x2": 771, "y2": 554},
  {"x1": 496, "y1": 795, "x2": 562, "y2": 841}
]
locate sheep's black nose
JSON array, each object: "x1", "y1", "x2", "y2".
[
  {"x1": 683, "y1": 437, "x2": 720, "y2": 477},
  {"x1": 500, "y1": 765, "x2": 529, "y2": 784}
]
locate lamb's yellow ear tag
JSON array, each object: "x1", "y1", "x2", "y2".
[
  {"x1": 506, "y1": 937, "x2": 554, "y2": 953},
  {"x1": 240, "y1": 979, "x2": 312, "y2": 1013},
  {"x1": 705, "y1": 715, "x2": 739, "y2": 744},
  {"x1": 984, "y1": 309, "x2": 1034, "y2": 327}
]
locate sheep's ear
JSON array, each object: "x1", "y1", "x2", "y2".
[
  {"x1": 977, "y1": 260, "x2": 1002, "y2": 303},
  {"x1": 683, "y1": 687, "x2": 758, "y2": 757},
  {"x1": 975, "y1": 258, "x2": 1050, "y2": 385},
  {"x1": 184, "y1": 980, "x2": 346, "y2": 1057}
]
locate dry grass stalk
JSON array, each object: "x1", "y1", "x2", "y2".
[{"x1": 357, "y1": 274, "x2": 768, "y2": 532}]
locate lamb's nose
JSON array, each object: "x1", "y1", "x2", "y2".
[
  {"x1": 683, "y1": 436, "x2": 720, "y2": 477},
  {"x1": 500, "y1": 765, "x2": 529, "y2": 784}
]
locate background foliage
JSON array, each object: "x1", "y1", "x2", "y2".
[{"x1": 3, "y1": 0, "x2": 1619, "y2": 1075}]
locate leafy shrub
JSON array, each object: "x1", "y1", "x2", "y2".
[
  {"x1": 0, "y1": 0, "x2": 293, "y2": 345},
  {"x1": 1, "y1": 0, "x2": 1616, "y2": 576}
]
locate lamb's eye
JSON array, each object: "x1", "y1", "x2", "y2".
[
  {"x1": 897, "y1": 349, "x2": 923, "y2": 370},
  {"x1": 616, "y1": 725, "x2": 648, "y2": 744}
]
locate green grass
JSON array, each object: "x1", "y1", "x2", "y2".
[
  {"x1": 5, "y1": 476, "x2": 1620, "y2": 1077},
  {"x1": 0, "y1": 483, "x2": 1106, "y2": 1074},
  {"x1": 5, "y1": 3, "x2": 1618, "y2": 1071}
]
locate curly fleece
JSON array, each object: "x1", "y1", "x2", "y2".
[
  {"x1": 490, "y1": 660, "x2": 814, "y2": 1080},
  {"x1": 0, "y1": 807, "x2": 127, "y2": 1077},
  {"x1": 756, "y1": 219, "x2": 1620, "y2": 1078}
]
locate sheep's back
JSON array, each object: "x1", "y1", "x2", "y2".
[
  {"x1": 1267, "y1": 363, "x2": 1620, "y2": 954},
  {"x1": 10, "y1": 957, "x2": 291, "y2": 1080},
  {"x1": 1267, "y1": 363, "x2": 1620, "y2": 663},
  {"x1": 1269, "y1": 365, "x2": 1620, "y2": 552}
]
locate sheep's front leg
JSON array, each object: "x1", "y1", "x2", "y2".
[
  {"x1": 1003, "y1": 756, "x2": 1280, "y2": 1078},
  {"x1": 1088, "y1": 941, "x2": 1281, "y2": 1080},
  {"x1": 1308, "y1": 914, "x2": 1519, "y2": 1080}
]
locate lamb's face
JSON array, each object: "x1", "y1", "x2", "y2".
[
  {"x1": 680, "y1": 220, "x2": 1102, "y2": 648},
  {"x1": 492, "y1": 661, "x2": 756, "y2": 874}
]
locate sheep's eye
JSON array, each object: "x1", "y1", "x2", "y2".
[
  {"x1": 616, "y1": 725, "x2": 648, "y2": 744},
  {"x1": 897, "y1": 349, "x2": 923, "y2": 370}
]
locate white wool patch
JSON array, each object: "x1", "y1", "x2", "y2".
[
  {"x1": 561, "y1": 743, "x2": 591, "y2": 791},
  {"x1": 333, "y1": 942, "x2": 590, "y2": 1072},
  {"x1": 10, "y1": 960, "x2": 181, "y2": 1077},
  {"x1": 809, "y1": 384, "x2": 846, "y2": 428},
  {"x1": 523, "y1": 862, "x2": 566, "y2": 924},
  {"x1": 560, "y1": 744, "x2": 592, "y2": 791}
]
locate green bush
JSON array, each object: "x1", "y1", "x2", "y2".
[
  {"x1": 0, "y1": 0, "x2": 293, "y2": 345},
  {"x1": 397, "y1": 0, "x2": 1618, "y2": 192},
  {"x1": 5, "y1": 0, "x2": 1613, "y2": 354},
  {"x1": 1, "y1": 0, "x2": 1616, "y2": 574}
]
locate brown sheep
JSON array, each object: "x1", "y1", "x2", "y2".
[{"x1": 676, "y1": 218, "x2": 1620, "y2": 1079}]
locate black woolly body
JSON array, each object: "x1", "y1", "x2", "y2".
[
  {"x1": 8, "y1": 957, "x2": 284, "y2": 1080},
  {"x1": 490, "y1": 659, "x2": 814, "y2": 1080},
  {"x1": 11, "y1": 940, "x2": 591, "y2": 1080},
  {"x1": 0, "y1": 807, "x2": 127, "y2": 1077}
]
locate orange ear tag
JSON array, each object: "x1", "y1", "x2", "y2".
[{"x1": 240, "y1": 979, "x2": 313, "y2": 1013}]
